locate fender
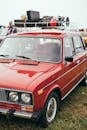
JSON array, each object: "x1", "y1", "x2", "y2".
[{"x1": 41, "y1": 84, "x2": 62, "y2": 108}]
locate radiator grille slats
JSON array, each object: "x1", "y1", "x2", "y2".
[{"x1": 0, "y1": 89, "x2": 7, "y2": 101}]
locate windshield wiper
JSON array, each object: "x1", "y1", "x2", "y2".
[
  {"x1": 0, "y1": 54, "x2": 9, "y2": 57},
  {"x1": 16, "y1": 55, "x2": 32, "y2": 59},
  {"x1": 16, "y1": 55, "x2": 39, "y2": 65}
]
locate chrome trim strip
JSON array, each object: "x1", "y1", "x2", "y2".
[
  {"x1": 0, "y1": 108, "x2": 33, "y2": 118},
  {"x1": 0, "y1": 87, "x2": 32, "y2": 94},
  {"x1": 14, "y1": 111, "x2": 33, "y2": 118},
  {"x1": 61, "y1": 76, "x2": 85, "y2": 100}
]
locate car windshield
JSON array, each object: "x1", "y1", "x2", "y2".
[{"x1": 0, "y1": 37, "x2": 61, "y2": 63}]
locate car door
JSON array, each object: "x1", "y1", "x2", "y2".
[
  {"x1": 72, "y1": 35, "x2": 87, "y2": 80},
  {"x1": 60, "y1": 35, "x2": 87, "y2": 99}
]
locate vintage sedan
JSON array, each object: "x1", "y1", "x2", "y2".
[{"x1": 0, "y1": 30, "x2": 86, "y2": 127}]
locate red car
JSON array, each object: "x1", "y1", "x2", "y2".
[{"x1": 0, "y1": 30, "x2": 87, "y2": 127}]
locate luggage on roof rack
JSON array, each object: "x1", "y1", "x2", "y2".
[
  {"x1": 14, "y1": 20, "x2": 25, "y2": 27},
  {"x1": 40, "y1": 16, "x2": 53, "y2": 22},
  {"x1": 27, "y1": 10, "x2": 40, "y2": 22}
]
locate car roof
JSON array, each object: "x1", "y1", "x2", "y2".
[{"x1": 8, "y1": 28, "x2": 81, "y2": 39}]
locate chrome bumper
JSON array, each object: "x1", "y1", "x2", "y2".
[{"x1": 0, "y1": 108, "x2": 33, "y2": 118}]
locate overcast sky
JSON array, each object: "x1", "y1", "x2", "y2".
[{"x1": 0, "y1": 0, "x2": 87, "y2": 28}]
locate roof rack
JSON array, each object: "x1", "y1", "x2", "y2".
[
  {"x1": 14, "y1": 21, "x2": 79, "y2": 34},
  {"x1": 14, "y1": 21, "x2": 65, "y2": 28},
  {"x1": 14, "y1": 21, "x2": 67, "y2": 34}
]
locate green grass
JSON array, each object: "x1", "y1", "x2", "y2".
[{"x1": 0, "y1": 85, "x2": 87, "y2": 130}]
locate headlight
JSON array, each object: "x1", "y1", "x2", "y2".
[
  {"x1": 9, "y1": 92, "x2": 18, "y2": 102},
  {"x1": 21, "y1": 93, "x2": 31, "y2": 104}
]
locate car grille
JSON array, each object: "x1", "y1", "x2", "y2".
[{"x1": 0, "y1": 89, "x2": 7, "y2": 101}]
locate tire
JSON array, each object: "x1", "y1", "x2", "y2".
[{"x1": 39, "y1": 92, "x2": 60, "y2": 128}]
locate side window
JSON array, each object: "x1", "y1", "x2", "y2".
[
  {"x1": 73, "y1": 36, "x2": 84, "y2": 53},
  {"x1": 64, "y1": 37, "x2": 75, "y2": 57}
]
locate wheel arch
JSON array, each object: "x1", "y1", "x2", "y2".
[{"x1": 43, "y1": 85, "x2": 62, "y2": 108}]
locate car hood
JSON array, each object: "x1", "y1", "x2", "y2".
[{"x1": 0, "y1": 60, "x2": 56, "y2": 91}]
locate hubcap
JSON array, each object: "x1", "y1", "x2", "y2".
[{"x1": 46, "y1": 97, "x2": 57, "y2": 123}]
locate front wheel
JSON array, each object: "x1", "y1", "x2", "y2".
[{"x1": 40, "y1": 92, "x2": 60, "y2": 128}]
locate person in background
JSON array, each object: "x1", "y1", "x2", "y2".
[
  {"x1": 7, "y1": 21, "x2": 17, "y2": 35},
  {"x1": 66, "y1": 17, "x2": 70, "y2": 27},
  {"x1": 58, "y1": 16, "x2": 62, "y2": 26}
]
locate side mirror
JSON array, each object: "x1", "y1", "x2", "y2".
[{"x1": 65, "y1": 56, "x2": 73, "y2": 62}]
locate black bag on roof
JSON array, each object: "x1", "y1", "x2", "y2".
[{"x1": 27, "y1": 10, "x2": 40, "y2": 22}]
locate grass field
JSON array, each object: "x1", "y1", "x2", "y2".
[{"x1": 0, "y1": 84, "x2": 87, "y2": 130}]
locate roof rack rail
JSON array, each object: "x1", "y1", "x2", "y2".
[
  {"x1": 14, "y1": 21, "x2": 79, "y2": 33},
  {"x1": 14, "y1": 21, "x2": 65, "y2": 29}
]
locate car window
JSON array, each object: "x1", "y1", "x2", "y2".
[
  {"x1": 73, "y1": 36, "x2": 84, "y2": 53},
  {"x1": 64, "y1": 37, "x2": 75, "y2": 57}
]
